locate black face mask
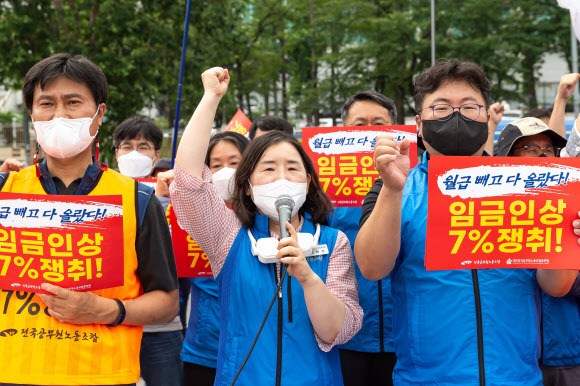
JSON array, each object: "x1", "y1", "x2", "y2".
[{"x1": 421, "y1": 112, "x2": 488, "y2": 156}]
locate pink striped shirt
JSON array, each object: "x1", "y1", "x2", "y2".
[{"x1": 170, "y1": 162, "x2": 362, "y2": 351}]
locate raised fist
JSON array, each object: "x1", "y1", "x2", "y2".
[
  {"x1": 201, "y1": 67, "x2": 230, "y2": 98},
  {"x1": 557, "y1": 73, "x2": 580, "y2": 101},
  {"x1": 488, "y1": 102, "x2": 504, "y2": 127},
  {"x1": 373, "y1": 135, "x2": 410, "y2": 193}
]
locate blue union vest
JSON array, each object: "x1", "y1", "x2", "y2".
[
  {"x1": 392, "y1": 155, "x2": 543, "y2": 385},
  {"x1": 215, "y1": 213, "x2": 343, "y2": 385},
  {"x1": 541, "y1": 287, "x2": 580, "y2": 367}
]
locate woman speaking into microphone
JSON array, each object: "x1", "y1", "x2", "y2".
[{"x1": 170, "y1": 67, "x2": 362, "y2": 385}]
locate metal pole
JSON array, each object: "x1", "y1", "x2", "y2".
[
  {"x1": 171, "y1": 0, "x2": 193, "y2": 168},
  {"x1": 431, "y1": 0, "x2": 435, "y2": 66},
  {"x1": 572, "y1": 22, "x2": 579, "y2": 116}
]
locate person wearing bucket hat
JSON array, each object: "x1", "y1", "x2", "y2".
[
  {"x1": 498, "y1": 116, "x2": 580, "y2": 386},
  {"x1": 495, "y1": 117, "x2": 567, "y2": 157}
]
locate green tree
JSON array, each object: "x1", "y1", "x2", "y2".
[{"x1": 0, "y1": 0, "x2": 187, "y2": 162}]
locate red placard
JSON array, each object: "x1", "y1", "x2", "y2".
[
  {"x1": 168, "y1": 204, "x2": 212, "y2": 277},
  {"x1": 425, "y1": 156, "x2": 580, "y2": 270},
  {"x1": 225, "y1": 109, "x2": 252, "y2": 137},
  {"x1": 302, "y1": 125, "x2": 418, "y2": 206},
  {"x1": 0, "y1": 192, "x2": 124, "y2": 294}
]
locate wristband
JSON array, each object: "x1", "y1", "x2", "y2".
[{"x1": 107, "y1": 299, "x2": 126, "y2": 327}]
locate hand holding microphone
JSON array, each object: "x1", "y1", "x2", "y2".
[{"x1": 274, "y1": 195, "x2": 315, "y2": 284}]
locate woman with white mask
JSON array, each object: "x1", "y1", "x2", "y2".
[
  {"x1": 170, "y1": 67, "x2": 362, "y2": 385},
  {"x1": 182, "y1": 130, "x2": 249, "y2": 386}
]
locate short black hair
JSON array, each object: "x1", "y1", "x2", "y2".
[
  {"x1": 205, "y1": 131, "x2": 250, "y2": 167},
  {"x1": 248, "y1": 116, "x2": 294, "y2": 140},
  {"x1": 113, "y1": 115, "x2": 164, "y2": 151},
  {"x1": 413, "y1": 59, "x2": 492, "y2": 111},
  {"x1": 23, "y1": 53, "x2": 108, "y2": 111},
  {"x1": 524, "y1": 108, "x2": 552, "y2": 120},
  {"x1": 341, "y1": 91, "x2": 397, "y2": 123}
]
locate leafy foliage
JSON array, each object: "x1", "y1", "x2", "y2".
[{"x1": 0, "y1": 0, "x2": 573, "y2": 162}]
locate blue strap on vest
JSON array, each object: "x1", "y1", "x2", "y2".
[
  {"x1": 0, "y1": 173, "x2": 8, "y2": 191},
  {"x1": 135, "y1": 181, "x2": 154, "y2": 233}
]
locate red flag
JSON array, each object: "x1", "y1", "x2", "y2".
[{"x1": 225, "y1": 109, "x2": 252, "y2": 137}]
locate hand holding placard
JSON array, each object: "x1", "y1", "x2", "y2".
[
  {"x1": 38, "y1": 283, "x2": 118, "y2": 325},
  {"x1": 373, "y1": 134, "x2": 411, "y2": 192},
  {"x1": 574, "y1": 212, "x2": 580, "y2": 244}
]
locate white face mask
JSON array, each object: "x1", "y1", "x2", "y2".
[
  {"x1": 118, "y1": 150, "x2": 155, "y2": 178},
  {"x1": 211, "y1": 167, "x2": 236, "y2": 202},
  {"x1": 33, "y1": 108, "x2": 100, "y2": 159},
  {"x1": 251, "y1": 179, "x2": 307, "y2": 221}
]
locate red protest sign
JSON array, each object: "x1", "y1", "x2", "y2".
[
  {"x1": 425, "y1": 156, "x2": 580, "y2": 270},
  {"x1": 0, "y1": 192, "x2": 124, "y2": 294},
  {"x1": 225, "y1": 109, "x2": 252, "y2": 137},
  {"x1": 168, "y1": 204, "x2": 212, "y2": 277},
  {"x1": 302, "y1": 125, "x2": 417, "y2": 206}
]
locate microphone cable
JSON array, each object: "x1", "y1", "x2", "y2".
[{"x1": 230, "y1": 264, "x2": 288, "y2": 385}]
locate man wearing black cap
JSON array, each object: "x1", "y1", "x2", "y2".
[{"x1": 496, "y1": 116, "x2": 580, "y2": 386}]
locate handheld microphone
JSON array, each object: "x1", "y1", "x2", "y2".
[{"x1": 275, "y1": 195, "x2": 295, "y2": 239}]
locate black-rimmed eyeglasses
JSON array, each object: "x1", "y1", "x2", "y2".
[{"x1": 419, "y1": 103, "x2": 485, "y2": 122}]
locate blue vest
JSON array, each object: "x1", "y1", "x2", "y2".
[
  {"x1": 541, "y1": 287, "x2": 580, "y2": 366},
  {"x1": 392, "y1": 156, "x2": 543, "y2": 385},
  {"x1": 181, "y1": 277, "x2": 220, "y2": 368},
  {"x1": 215, "y1": 213, "x2": 343, "y2": 385},
  {"x1": 328, "y1": 207, "x2": 394, "y2": 353}
]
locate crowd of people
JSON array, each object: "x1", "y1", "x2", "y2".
[{"x1": 0, "y1": 53, "x2": 580, "y2": 386}]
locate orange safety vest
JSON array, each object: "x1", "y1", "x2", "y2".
[{"x1": 0, "y1": 165, "x2": 142, "y2": 385}]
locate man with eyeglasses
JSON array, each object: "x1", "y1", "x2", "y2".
[
  {"x1": 113, "y1": 115, "x2": 185, "y2": 386},
  {"x1": 114, "y1": 115, "x2": 162, "y2": 178},
  {"x1": 326, "y1": 91, "x2": 398, "y2": 386},
  {"x1": 495, "y1": 116, "x2": 580, "y2": 386},
  {"x1": 355, "y1": 59, "x2": 579, "y2": 385},
  {"x1": 495, "y1": 117, "x2": 566, "y2": 158}
]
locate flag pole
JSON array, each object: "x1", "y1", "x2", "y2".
[
  {"x1": 171, "y1": 0, "x2": 193, "y2": 168},
  {"x1": 572, "y1": 22, "x2": 580, "y2": 116},
  {"x1": 431, "y1": 0, "x2": 435, "y2": 66}
]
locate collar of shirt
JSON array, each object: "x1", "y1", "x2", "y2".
[{"x1": 38, "y1": 157, "x2": 104, "y2": 195}]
